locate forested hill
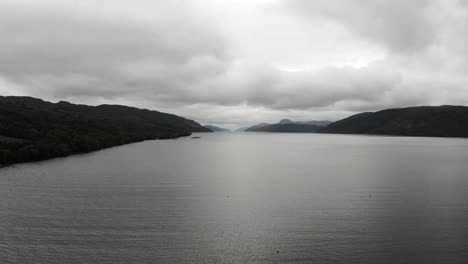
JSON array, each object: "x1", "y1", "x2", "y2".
[
  {"x1": 319, "y1": 105, "x2": 468, "y2": 137},
  {"x1": 246, "y1": 123, "x2": 322, "y2": 133},
  {"x1": 0, "y1": 96, "x2": 210, "y2": 165},
  {"x1": 245, "y1": 119, "x2": 330, "y2": 133}
]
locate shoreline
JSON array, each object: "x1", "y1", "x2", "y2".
[{"x1": 0, "y1": 133, "x2": 192, "y2": 169}]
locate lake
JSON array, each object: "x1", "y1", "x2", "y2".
[{"x1": 1, "y1": 133, "x2": 468, "y2": 263}]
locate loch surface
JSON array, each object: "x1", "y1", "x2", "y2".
[{"x1": 1, "y1": 133, "x2": 468, "y2": 263}]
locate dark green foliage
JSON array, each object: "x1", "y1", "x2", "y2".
[
  {"x1": 0, "y1": 96, "x2": 210, "y2": 165},
  {"x1": 319, "y1": 105, "x2": 468, "y2": 137}
]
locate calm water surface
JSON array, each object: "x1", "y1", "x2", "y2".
[{"x1": 1, "y1": 133, "x2": 468, "y2": 263}]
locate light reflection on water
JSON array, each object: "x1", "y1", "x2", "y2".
[{"x1": 1, "y1": 133, "x2": 468, "y2": 263}]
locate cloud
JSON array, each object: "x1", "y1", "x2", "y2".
[
  {"x1": 243, "y1": 65, "x2": 401, "y2": 109},
  {"x1": 2, "y1": 0, "x2": 468, "y2": 127},
  {"x1": 0, "y1": 1, "x2": 229, "y2": 101},
  {"x1": 283, "y1": 0, "x2": 435, "y2": 54}
]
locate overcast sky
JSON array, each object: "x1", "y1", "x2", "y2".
[{"x1": 2, "y1": 0, "x2": 468, "y2": 128}]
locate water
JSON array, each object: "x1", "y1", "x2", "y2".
[{"x1": 1, "y1": 133, "x2": 468, "y2": 263}]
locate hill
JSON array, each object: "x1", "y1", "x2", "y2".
[
  {"x1": 246, "y1": 123, "x2": 322, "y2": 133},
  {"x1": 319, "y1": 105, "x2": 468, "y2": 137},
  {"x1": 246, "y1": 119, "x2": 330, "y2": 133},
  {"x1": 234, "y1": 126, "x2": 250, "y2": 132},
  {"x1": 0, "y1": 96, "x2": 210, "y2": 165},
  {"x1": 203, "y1": 125, "x2": 231, "y2": 132},
  {"x1": 304, "y1": 120, "x2": 333, "y2": 126}
]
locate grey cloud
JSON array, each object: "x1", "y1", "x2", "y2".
[
  {"x1": 284, "y1": 0, "x2": 435, "y2": 53},
  {"x1": 155, "y1": 62, "x2": 409, "y2": 115},
  {"x1": 245, "y1": 66, "x2": 401, "y2": 109},
  {"x1": 2, "y1": 0, "x2": 468, "y2": 127},
  {"x1": 0, "y1": 2, "x2": 228, "y2": 101},
  {"x1": 139, "y1": 63, "x2": 402, "y2": 111}
]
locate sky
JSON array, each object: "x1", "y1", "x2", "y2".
[{"x1": 1, "y1": 0, "x2": 468, "y2": 129}]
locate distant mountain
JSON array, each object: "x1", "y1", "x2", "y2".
[
  {"x1": 319, "y1": 105, "x2": 468, "y2": 137},
  {"x1": 246, "y1": 123, "x2": 322, "y2": 133},
  {"x1": 278, "y1": 119, "x2": 331, "y2": 126},
  {"x1": 304, "y1": 120, "x2": 332, "y2": 126},
  {"x1": 278, "y1": 119, "x2": 294, "y2": 124},
  {"x1": 203, "y1": 125, "x2": 231, "y2": 132},
  {"x1": 234, "y1": 126, "x2": 250, "y2": 132},
  {"x1": 0, "y1": 96, "x2": 210, "y2": 166},
  {"x1": 246, "y1": 119, "x2": 329, "y2": 133},
  {"x1": 245, "y1": 123, "x2": 269, "y2": 131}
]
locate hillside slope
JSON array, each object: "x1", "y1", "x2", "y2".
[
  {"x1": 320, "y1": 106, "x2": 468, "y2": 137},
  {"x1": 0, "y1": 96, "x2": 210, "y2": 165}
]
